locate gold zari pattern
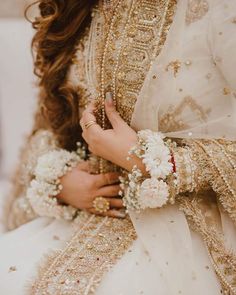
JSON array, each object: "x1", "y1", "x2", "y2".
[
  {"x1": 159, "y1": 96, "x2": 211, "y2": 133},
  {"x1": 186, "y1": 0, "x2": 209, "y2": 25},
  {"x1": 29, "y1": 212, "x2": 136, "y2": 295},
  {"x1": 179, "y1": 196, "x2": 236, "y2": 295},
  {"x1": 96, "y1": 0, "x2": 177, "y2": 124},
  {"x1": 177, "y1": 139, "x2": 236, "y2": 294},
  {"x1": 6, "y1": 130, "x2": 58, "y2": 230}
]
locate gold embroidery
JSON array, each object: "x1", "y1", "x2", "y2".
[
  {"x1": 179, "y1": 196, "x2": 236, "y2": 295},
  {"x1": 72, "y1": 28, "x2": 91, "y2": 109},
  {"x1": 114, "y1": 0, "x2": 177, "y2": 124},
  {"x1": 174, "y1": 139, "x2": 236, "y2": 293},
  {"x1": 85, "y1": 0, "x2": 177, "y2": 125},
  {"x1": 195, "y1": 140, "x2": 236, "y2": 224},
  {"x1": 6, "y1": 130, "x2": 58, "y2": 230},
  {"x1": 186, "y1": 0, "x2": 209, "y2": 25},
  {"x1": 30, "y1": 212, "x2": 136, "y2": 295},
  {"x1": 159, "y1": 96, "x2": 211, "y2": 132},
  {"x1": 165, "y1": 60, "x2": 181, "y2": 77},
  {"x1": 223, "y1": 87, "x2": 231, "y2": 96}
]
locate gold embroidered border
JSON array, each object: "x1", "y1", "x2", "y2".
[
  {"x1": 195, "y1": 140, "x2": 236, "y2": 224},
  {"x1": 114, "y1": 0, "x2": 177, "y2": 124},
  {"x1": 29, "y1": 212, "x2": 136, "y2": 294},
  {"x1": 94, "y1": 0, "x2": 177, "y2": 125},
  {"x1": 179, "y1": 197, "x2": 236, "y2": 294}
]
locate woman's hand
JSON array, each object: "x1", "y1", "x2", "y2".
[
  {"x1": 57, "y1": 161, "x2": 126, "y2": 218},
  {"x1": 80, "y1": 94, "x2": 146, "y2": 173}
]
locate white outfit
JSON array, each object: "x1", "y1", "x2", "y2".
[
  {"x1": 0, "y1": 0, "x2": 236, "y2": 294},
  {"x1": 0, "y1": 211, "x2": 221, "y2": 295}
]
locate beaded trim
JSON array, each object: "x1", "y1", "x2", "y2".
[
  {"x1": 29, "y1": 212, "x2": 136, "y2": 295},
  {"x1": 90, "y1": 0, "x2": 177, "y2": 125}
]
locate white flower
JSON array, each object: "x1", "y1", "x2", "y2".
[
  {"x1": 142, "y1": 144, "x2": 173, "y2": 179},
  {"x1": 138, "y1": 130, "x2": 164, "y2": 144},
  {"x1": 138, "y1": 130, "x2": 172, "y2": 179},
  {"x1": 35, "y1": 150, "x2": 79, "y2": 182},
  {"x1": 139, "y1": 178, "x2": 169, "y2": 209},
  {"x1": 26, "y1": 146, "x2": 84, "y2": 220}
]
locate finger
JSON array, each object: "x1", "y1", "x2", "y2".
[
  {"x1": 94, "y1": 172, "x2": 120, "y2": 187},
  {"x1": 86, "y1": 101, "x2": 96, "y2": 113},
  {"x1": 96, "y1": 185, "x2": 121, "y2": 197},
  {"x1": 87, "y1": 208, "x2": 127, "y2": 219},
  {"x1": 107, "y1": 198, "x2": 124, "y2": 208},
  {"x1": 105, "y1": 92, "x2": 126, "y2": 130},
  {"x1": 76, "y1": 161, "x2": 90, "y2": 172},
  {"x1": 80, "y1": 104, "x2": 97, "y2": 130},
  {"x1": 82, "y1": 110, "x2": 101, "y2": 134}
]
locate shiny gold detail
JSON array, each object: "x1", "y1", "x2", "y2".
[
  {"x1": 223, "y1": 87, "x2": 231, "y2": 95},
  {"x1": 179, "y1": 195, "x2": 236, "y2": 294},
  {"x1": 6, "y1": 130, "x2": 58, "y2": 230},
  {"x1": 93, "y1": 196, "x2": 110, "y2": 213},
  {"x1": 166, "y1": 60, "x2": 181, "y2": 77},
  {"x1": 84, "y1": 120, "x2": 97, "y2": 130},
  {"x1": 186, "y1": 0, "x2": 209, "y2": 25},
  {"x1": 29, "y1": 212, "x2": 136, "y2": 295},
  {"x1": 195, "y1": 140, "x2": 236, "y2": 224},
  {"x1": 97, "y1": 0, "x2": 178, "y2": 125},
  {"x1": 159, "y1": 96, "x2": 211, "y2": 132}
]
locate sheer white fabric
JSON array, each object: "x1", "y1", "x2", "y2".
[
  {"x1": 0, "y1": 0, "x2": 235, "y2": 294},
  {"x1": 132, "y1": 0, "x2": 236, "y2": 140},
  {"x1": 0, "y1": 213, "x2": 221, "y2": 295},
  {"x1": 130, "y1": 1, "x2": 236, "y2": 294}
]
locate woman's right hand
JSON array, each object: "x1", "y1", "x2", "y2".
[{"x1": 57, "y1": 161, "x2": 125, "y2": 218}]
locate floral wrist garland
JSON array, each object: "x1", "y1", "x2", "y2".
[
  {"x1": 27, "y1": 143, "x2": 86, "y2": 220},
  {"x1": 121, "y1": 130, "x2": 176, "y2": 211}
]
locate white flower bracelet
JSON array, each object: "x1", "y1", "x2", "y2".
[
  {"x1": 121, "y1": 130, "x2": 176, "y2": 211},
  {"x1": 27, "y1": 143, "x2": 86, "y2": 220}
]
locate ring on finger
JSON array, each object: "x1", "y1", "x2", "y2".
[
  {"x1": 84, "y1": 120, "x2": 97, "y2": 130},
  {"x1": 93, "y1": 196, "x2": 110, "y2": 213}
]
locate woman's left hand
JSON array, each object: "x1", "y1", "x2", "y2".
[{"x1": 80, "y1": 94, "x2": 146, "y2": 173}]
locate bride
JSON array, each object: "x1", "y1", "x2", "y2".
[{"x1": 0, "y1": 0, "x2": 236, "y2": 294}]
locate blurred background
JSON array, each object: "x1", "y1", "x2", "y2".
[
  {"x1": 0, "y1": 0, "x2": 32, "y2": 18},
  {"x1": 0, "y1": 0, "x2": 38, "y2": 227}
]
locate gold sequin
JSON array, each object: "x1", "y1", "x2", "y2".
[
  {"x1": 223, "y1": 87, "x2": 231, "y2": 95},
  {"x1": 166, "y1": 60, "x2": 181, "y2": 77}
]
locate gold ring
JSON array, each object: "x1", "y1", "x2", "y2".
[
  {"x1": 84, "y1": 120, "x2": 97, "y2": 130},
  {"x1": 93, "y1": 197, "x2": 110, "y2": 213}
]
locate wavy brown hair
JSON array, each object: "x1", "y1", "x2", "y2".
[{"x1": 27, "y1": 0, "x2": 95, "y2": 150}]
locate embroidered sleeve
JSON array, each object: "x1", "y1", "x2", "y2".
[
  {"x1": 6, "y1": 129, "x2": 59, "y2": 230},
  {"x1": 172, "y1": 139, "x2": 236, "y2": 223}
]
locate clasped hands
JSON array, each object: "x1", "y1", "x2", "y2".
[{"x1": 58, "y1": 94, "x2": 145, "y2": 218}]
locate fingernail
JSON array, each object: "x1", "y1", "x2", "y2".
[
  {"x1": 116, "y1": 211, "x2": 127, "y2": 218},
  {"x1": 105, "y1": 92, "x2": 114, "y2": 106}
]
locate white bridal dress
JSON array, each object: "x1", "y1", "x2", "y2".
[{"x1": 0, "y1": 0, "x2": 236, "y2": 294}]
